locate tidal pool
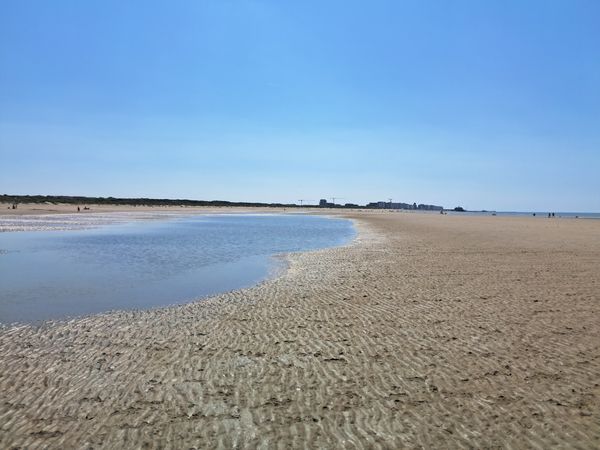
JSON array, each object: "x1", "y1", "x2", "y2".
[{"x1": 0, "y1": 214, "x2": 355, "y2": 324}]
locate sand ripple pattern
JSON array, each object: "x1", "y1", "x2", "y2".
[{"x1": 1, "y1": 213, "x2": 599, "y2": 448}]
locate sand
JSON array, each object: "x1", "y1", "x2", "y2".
[
  {"x1": 0, "y1": 203, "x2": 323, "y2": 232},
  {"x1": 0, "y1": 202, "x2": 318, "y2": 216},
  {"x1": 0, "y1": 210, "x2": 599, "y2": 448}
]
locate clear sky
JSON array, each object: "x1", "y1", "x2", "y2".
[{"x1": 1, "y1": 1, "x2": 599, "y2": 211}]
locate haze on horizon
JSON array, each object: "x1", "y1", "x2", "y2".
[{"x1": 1, "y1": 1, "x2": 599, "y2": 212}]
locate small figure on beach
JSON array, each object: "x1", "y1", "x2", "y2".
[
  {"x1": 533, "y1": 213, "x2": 536, "y2": 217},
  {"x1": 548, "y1": 213, "x2": 551, "y2": 218},
  {"x1": 77, "y1": 206, "x2": 80, "y2": 212},
  {"x1": 552, "y1": 212, "x2": 555, "y2": 217}
]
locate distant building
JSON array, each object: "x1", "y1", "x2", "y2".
[
  {"x1": 319, "y1": 199, "x2": 338, "y2": 207},
  {"x1": 366, "y1": 200, "x2": 443, "y2": 211},
  {"x1": 418, "y1": 203, "x2": 443, "y2": 211}
]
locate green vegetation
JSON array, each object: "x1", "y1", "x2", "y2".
[{"x1": 1, "y1": 194, "x2": 299, "y2": 208}]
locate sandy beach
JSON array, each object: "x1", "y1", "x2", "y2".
[
  {"x1": 0, "y1": 203, "x2": 321, "y2": 232},
  {"x1": 1, "y1": 210, "x2": 599, "y2": 448},
  {"x1": 0, "y1": 202, "x2": 316, "y2": 216}
]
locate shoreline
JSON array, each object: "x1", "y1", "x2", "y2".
[
  {"x1": 0, "y1": 202, "x2": 329, "y2": 217},
  {"x1": 1, "y1": 211, "x2": 599, "y2": 448},
  {"x1": 0, "y1": 212, "x2": 357, "y2": 326},
  {"x1": 0, "y1": 206, "x2": 322, "y2": 233}
]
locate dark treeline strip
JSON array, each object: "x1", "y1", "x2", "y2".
[{"x1": 1, "y1": 194, "x2": 313, "y2": 208}]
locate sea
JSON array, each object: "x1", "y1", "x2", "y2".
[{"x1": 0, "y1": 214, "x2": 355, "y2": 324}]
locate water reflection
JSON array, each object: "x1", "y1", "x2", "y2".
[{"x1": 0, "y1": 214, "x2": 354, "y2": 324}]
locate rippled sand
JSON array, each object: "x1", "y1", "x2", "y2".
[{"x1": 1, "y1": 211, "x2": 599, "y2": 448}]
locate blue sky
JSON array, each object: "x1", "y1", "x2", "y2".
[{"x1": 1, "y1": 1, "x2": 599, "y2": 211}]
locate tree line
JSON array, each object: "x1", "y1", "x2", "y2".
[{"x1": 1, "y1": 194, "x2": 299, "y2": 208}]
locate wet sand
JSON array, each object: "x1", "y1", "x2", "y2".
[
  {"x1": 1, "y1": 211, "x2": 599, "y2": 448},
  {"x1": 0, "y1": 203, "x2": 320, "y2": 232},
  {"x1": 0, "y1": 202, "x2": 317, "y2": 216}
]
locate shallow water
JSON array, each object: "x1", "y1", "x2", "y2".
[
  {"x1": 0, "y1": 211, "x2": 181, "y2": 232},
  {"x1": 0, "y1": 214, "x2": 355, "y2": 324}
]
